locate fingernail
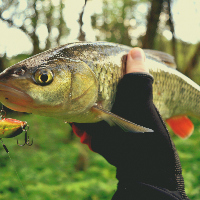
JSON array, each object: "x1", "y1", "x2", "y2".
[{"x1": 130, "y1": 48, "x2": 145, "y2": 61}]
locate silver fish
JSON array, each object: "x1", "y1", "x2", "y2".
[{"x1": 0, "y1": 42, "x2": 199, "y2": 136}]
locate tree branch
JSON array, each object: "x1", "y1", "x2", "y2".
[
  {"x1": 0, "y1": 15, "x2": 29, "y2": 36},
  {"x1": 142, "y1": 0, "x2": 164, "y2": 49},
  {"x1": 166, "y1": 0, "x2": 177, "y2": 64},
  {"x1": 78, "y1": 0, "x2": 88, "y2": 41}
]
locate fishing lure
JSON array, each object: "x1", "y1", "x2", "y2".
[
  {"x1": 0, "y1": 108, "x2": 33, "y2": 146},
  {"x1": 0, "y1": 109, "x2": 31, "y2": 200},
  {"x1": 0, "y1": 117, "x2": 27, "y2": 138}
]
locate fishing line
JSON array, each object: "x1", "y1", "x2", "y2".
[{"x1": 0, "y1": 139, "x2": 29, "y2": 200}]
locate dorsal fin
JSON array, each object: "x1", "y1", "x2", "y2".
[{"x1": 144, "y1": 49, "x2": 176, "y2": 69}]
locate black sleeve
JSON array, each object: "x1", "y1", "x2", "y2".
[{"x1": 74, "y1": 73, "x2": 189, "y2": 200}]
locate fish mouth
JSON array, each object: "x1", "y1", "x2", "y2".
[{"x1": 0, "y1": 83, "x2": 33, "y2": 112}]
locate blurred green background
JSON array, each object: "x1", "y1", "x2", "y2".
[
  {"x1": 0, "y1": 114, "x2": 199, "y2": 200},
  {"x1": 0, "y1": 0, "x2": 200, "y2": 199}
]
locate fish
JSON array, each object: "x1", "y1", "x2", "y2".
[
  {"x1": 0, "y1": 41, "x2": 199, "y2": 137},
  {"x1": 0, "y1": 118, "x2": 27, "y2": 138}
]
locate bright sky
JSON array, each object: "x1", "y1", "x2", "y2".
[{"x1": 0, "y1": 0, "x2": 200, "y2": 57}]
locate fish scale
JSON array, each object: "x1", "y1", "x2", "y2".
[
  {"x1": 150, "y1": 67, "x2": 200, "y2": 119},
  {"x1": 0, "y1": 41, "x2": 199, "y2": 135},
  {"x1": 92, "y1": 62, "x2": 122, "y2": 109},
  {"x1": 78, "y1": 42, "x2": 199, "y2": 120}
]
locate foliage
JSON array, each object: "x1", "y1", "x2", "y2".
[
  {"x1": 0, "y1": 0, "x2": 200, "y2": 81},
  {"x1": 0, "y1": 1, "x2": 200, "y2": 199},
  {"x1": 0, "y1": 114, "x2": 117, "y2": 200},
  {"x1": 172, "y1": 117, "x2": 200, "y2": 199},
  {"x1": 91, "y1": 0, "x2": 147, "y2": 45},
  {"x1": 0, "y1": 114, "x2": 199, "y2": 199},
  {"x1": 0, "y1": 0, "x2": 69, "y2": 54}
]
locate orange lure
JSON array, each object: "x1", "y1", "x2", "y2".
[{"x1": 0, "y1": 118, "x2": 27, "y2": 138}]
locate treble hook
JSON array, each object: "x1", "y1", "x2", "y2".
[{"x1": 17, "y1": 125, "x2": 33, "y2": 146}]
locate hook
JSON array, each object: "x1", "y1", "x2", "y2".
[{"x1": 17, "y1": 125, "x2": 33, "y2": 146}]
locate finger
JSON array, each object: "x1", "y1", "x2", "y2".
[{"x1": 126, "y1": 47, "x2": 149, "y2": 74}]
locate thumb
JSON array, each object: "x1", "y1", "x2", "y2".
[{"x1": 126, "y1": 47, "x2": 149, "y2": 74}]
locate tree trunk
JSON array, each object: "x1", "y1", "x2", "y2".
[
  {"x1": 0, "y1": 57, "x2": 5, "y2": 72},
  {"x1": 119, "y1": 1, "x2": 131, "y2": 46},
  {"x1": 78, "y1": 0, "x2": 87, "y2": 41},
  {"x1": 57, "y1": 0, "x2": 65, "y2": 46},
  {"x1": 46, "y1": 1, "x2": 53, "y2": 50},
  {"x1": 142, "y1": 0, "x2": 164, "y2": 49},
  {"x1": 31, "y1": 0, "x2": 40, "y2": 55},
  {"x1": 166, "y1": 0, "x2": 177, "y2": 64},
  {"x1": 184, "y1": 43, "x2": 200, "y2": 79}
]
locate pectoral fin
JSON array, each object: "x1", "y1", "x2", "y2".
[
  {"x1": 166, "y1": 115, "x2": 194, "y2": 139},
  {"x1": 92, "y1": 105, "x2": 153, "y2": 133}
]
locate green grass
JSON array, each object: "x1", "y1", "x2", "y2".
[
  {"x1": 172, "y1": 117, "x2": 200, "y2": 199},
  {"x1": 0, "y1": 113, "x2": 117, "y2": 200},
  {"x1": 0, "y1": 113, "x2": 199, "y2": 199}
]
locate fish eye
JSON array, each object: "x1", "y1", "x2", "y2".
[{"x1": 33, "y1": 68, "x2": 53, "y2": 86}]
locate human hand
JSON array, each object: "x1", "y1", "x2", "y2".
[
  {"x1": 71, "y1": 48, "x2": 185, "y2": 199},
  {"x1": 126, "y1": 47, "x2": 149, "y2": 74},
  {"x1": 71, "y1": 48, "x2": 150, "y2": 151}
]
